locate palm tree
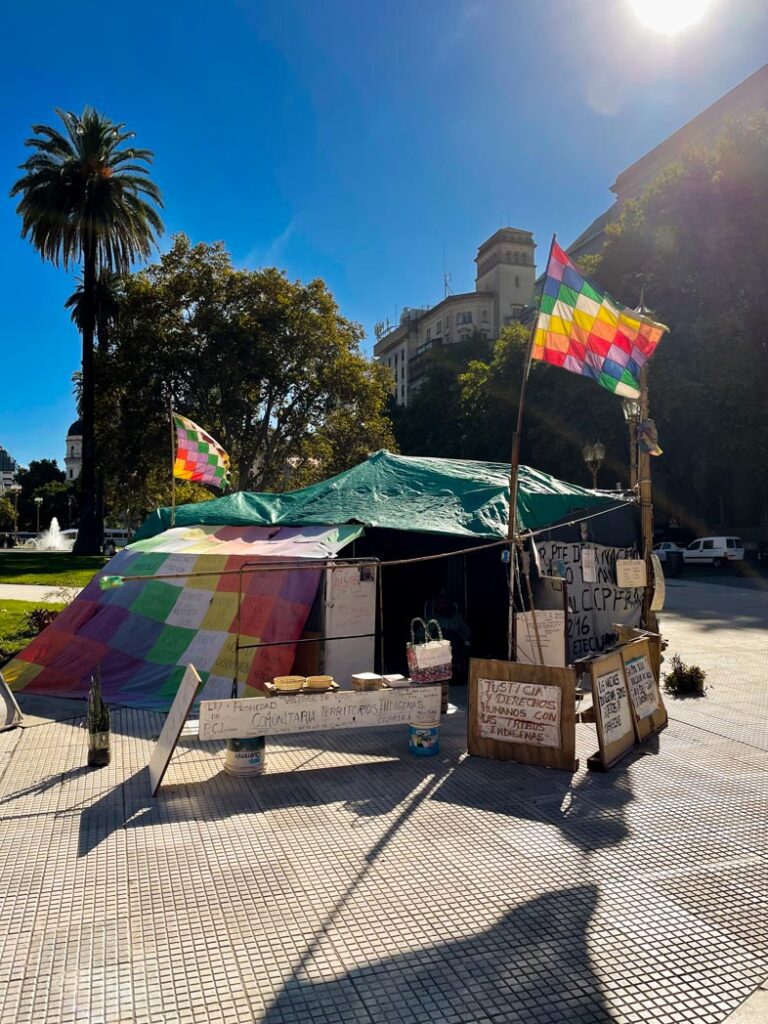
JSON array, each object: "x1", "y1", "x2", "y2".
[
  {"x1": 11, "y1": 107, "x2": 163, "y2": 553},
  {"x1": 66, "y1": 270, "x2": 124, "y2": 349}
]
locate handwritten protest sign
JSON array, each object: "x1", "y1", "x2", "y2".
[
  {"x1": 198, "y1": 685, "x2": 441, "y2": 740},
  {"x1": 468, "y1": 659, "x2": 577, "y2": 771},
  {"x1": 620, "y1": 638, "x2": 667, "y2": 740},
  {"x1": 477, "y1": 678, "x2": 561, "y2": 748},
  {"x1": 589, "y1": 652, "x2": 635, "y2": 769}
]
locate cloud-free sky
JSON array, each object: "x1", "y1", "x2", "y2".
[{"x1": 1, "y1": 0, "x2": 766, "y2": 466}]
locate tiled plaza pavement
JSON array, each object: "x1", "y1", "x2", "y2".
[{"x1": 1, "y1": 579, "x2": 767, "y2": 1024}]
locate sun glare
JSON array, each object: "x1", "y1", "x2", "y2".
[{"x1": 629, "y1": 0, "x2": 713, "y2": 34}]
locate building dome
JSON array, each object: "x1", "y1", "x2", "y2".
[{"x1": 67, "y1": 419, "x2": 83, "y2": 437}]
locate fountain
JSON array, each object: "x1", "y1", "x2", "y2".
[{"x1": 30, "y1": 517, "x2": 75, "y2": 552}]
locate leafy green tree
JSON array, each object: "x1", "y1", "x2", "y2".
[
  {"x1": 10, "y1": 107, "x2": 163, "y2": 553},
  {"x1": 13, "y1": 460, "x2": 69, "y2": 530},
  {"x1": 0, "y1": 497, "x2": 14, "y2": 530},
  {"x1": 587, "y1": 113, "x2": 768, "y2": 526},
  {"x1": 97, "y1": 235, "x2": 395, "y2": 515},
  {"x1": 391, "y1": 332, "x2": 492, "y2": 458}
]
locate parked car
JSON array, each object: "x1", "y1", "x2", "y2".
[
  {"x1": 683, "y1": 536, "x2": 745, "y2": 568},
  {"x1": 652, "y1": 541, "x2": 683, "y2": 563}
]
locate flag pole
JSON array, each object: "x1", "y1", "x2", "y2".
[
  {"x1": 506, "y1": 233, "x2": 556, "y2": 659},
  {"x1": 169, "y1": 403, "x2": 177, "y2": 528}
]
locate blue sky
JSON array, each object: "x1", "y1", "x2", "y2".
[{"x1": 1, "y1": 0, "x2": 766, "y2": 467}]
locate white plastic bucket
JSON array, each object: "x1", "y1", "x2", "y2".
[
  {"x1": 224, "y1": 736, "x2": 266, "y2": 776},
  {"x1": 408, "y1": 722, "x2": 440, "y2": 757}
]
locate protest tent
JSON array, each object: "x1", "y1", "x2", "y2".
[{"x1": 4, "y1": 452, "x2": 639, "y2": 708}]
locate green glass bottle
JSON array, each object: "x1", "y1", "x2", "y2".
[{"x1": 87, "y1": 670, "x2": 111, "y2": 768}]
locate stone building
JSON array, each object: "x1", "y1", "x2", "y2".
[
  {"x1": 64, "y1": 419, "x2": 83, "y2": 481},
  {"x1": 373, "y1": 227, "x2": 536, "y2": 405}
]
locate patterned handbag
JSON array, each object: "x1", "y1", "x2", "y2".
[{"x1": 406, "y1": 618, "x2": 452, "y2": 684}]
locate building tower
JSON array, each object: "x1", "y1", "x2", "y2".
[
  {"x1": 474, "y1": 228, "x2": 536, "y2": 338},
  {"x1": 64, "y1": 419, "x2": 83, "y2": 481}
]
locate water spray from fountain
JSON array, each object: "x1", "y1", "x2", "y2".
[{"x1": 30, "y1": 518, "x2": 75, "y2": 552}]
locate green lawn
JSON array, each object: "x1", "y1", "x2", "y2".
[
  {"x1": 0, "y1": 599, "x2": 67, "y2": 664},
  {"x1": 0, "y1": 551, "x2": 106, "y2": 588}
]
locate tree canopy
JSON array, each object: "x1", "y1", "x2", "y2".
[
  {"x1": 10, "y1": 106, "x2": 163, "y2": 552},
  {"x1": 97, "y1": 235, "x2": 396, "y2": 516},
  {"x1": 585, "y1": 113, "x2": 768, "y2": 528}
]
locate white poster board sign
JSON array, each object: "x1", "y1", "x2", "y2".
[
  {"x1": 616, "y1": 559, "x2": 647, "y2": 588},
  {"x1": 623, "y1": 652, "x2": 660, "y2": 720},
  {"x1": 476, "y1": 677, "x2": 562, "y2": 748},
  {"x1": 582, "y1": 547, "x2": 597, "y2": 583},
  {"x1": 515, "y1": 610, "x2": 566, "y2": 667},
  {"x1": 594, "y1": 668, "x2": 633, "y2": 747},
  {"x1": 199, "y1": 685, "x2": 441, "y2": 740},
  {"x1": 149, "y1": 664, "x2": 203, "y2": 796},
  {"x1": 323, "y1": 565, "x2": 377, "y2": 686}
]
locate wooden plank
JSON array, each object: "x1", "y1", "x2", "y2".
[
  {"x1": 0, "y1": 672, "x2": 23, "y2": 731},
  {"x1": 589, "y1": 652, "x2": 635, "y2": 770},
  {"x1": 149, "y1": 665, "x2": 204, "y2": 796},
  {"x1": 620, "y1": 637, "x2": 668, "y2": 739},
  {"x1": 467, "y1": 659, "x2": 577, "y2": 772},
  {"x1": 198, "y1": 685, "x2": 442, "y2": 740}
]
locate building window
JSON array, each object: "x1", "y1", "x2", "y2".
[
  {"x1": 401, "y1": 385, "x2": 405, "y2": 399},
  {"x1": 515, "y1": 275, "x2": 520, "y2": 287},
  {"x1": 445, "y1": 313, "x2": 451, "y2": 326},
  {"x1": 481, "y1": 310, "x2": 488, "y2": 322},
  {"x1": 401, "y1": 366, "x2": 405, "y2": 381},
  {"x1": 69, "y1": 469, "x2": 73, "y2": 479},
  {"x1": 436, "y1": 320, "x2": 441, "y2": 332},
  {"x1": 426, "y1": 327, "x2": 431, "y2": 340}
]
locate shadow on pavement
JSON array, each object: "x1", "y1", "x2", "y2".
[{"x1": 261, "y1": 884, "x2": 613, "y2": 1024}]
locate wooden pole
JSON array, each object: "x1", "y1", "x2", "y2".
[
  {"x1": 506, "y1": 234, "x2": 556, "y2": 659},
  {"x1": 638, "y1": 365, "x2": 655, "y2": 628},
  {"x1": 169, "y1": 404, "x2": 177, "y2": 528}
]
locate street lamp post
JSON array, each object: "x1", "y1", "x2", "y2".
[
  {"x1": 8, "y1": 484, "x2": 21, "y2": 544},
  {"x1": 34, "y1": 496, "x2": 43, "y2": 534},
  {"x1": 621, "y1": 397, "x2": 641, "y2": 490},
  {"x1": 582, "y1": 441, "x2": 605, "y2": 490}
]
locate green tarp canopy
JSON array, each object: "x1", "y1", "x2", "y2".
[{"x1": 134, "y1": 450, "x2": 628, "y2": 542}]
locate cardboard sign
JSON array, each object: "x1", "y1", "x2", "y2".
[
  {"x1": 589, "y1": 652, "x2": 635, "y2": 769},
  {"x1": 515, "y1": 609, "x2": 566, "y2": 667},
  {"x1": 616, "y1": 559, "x2": 647, "y2": 588},
  {"x1": 468, "y1": 659, "x2": 577, "y2": 771},
  {"x1": 477, "y1": 678, "x2": 562, "y2": 748},
  {"x1": 198, "y1": 685, "x2": 441, "y2": 740},
  {"x1": 620, "y1": 638, "x2": 668, "y2": 740},
  {"x1": 149, "y1": 664, "x2": 204, "y2": 796}
]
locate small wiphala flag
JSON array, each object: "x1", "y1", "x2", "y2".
[
  {"x1": 532, "y1": 241, "x2": 667, "y2": 398},
  {"x1": 172, "y1": 412, "x2": 230, "y2": 489}
]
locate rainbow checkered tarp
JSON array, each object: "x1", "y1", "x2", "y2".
[
  {"x1": 3, "y1": 524, "x2": 361, "y2": 711},
  {"x1": 173, "y1": 412, "x2": 230, "y2": 489},
  {"x1": 532, "y1": 241, "x2": 667, "y2": 398}
]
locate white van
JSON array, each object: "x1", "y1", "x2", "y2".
[{"x1": 683, "y1": 536, "x2": 745, "y2": 568}]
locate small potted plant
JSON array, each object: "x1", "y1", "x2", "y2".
[{"x1": 663, "y1": 654, "x2": 707, "y2": 698}]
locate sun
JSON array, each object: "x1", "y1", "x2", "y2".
[{"x1": 629, "y1": 0, "x2": 713, "y2": 34}]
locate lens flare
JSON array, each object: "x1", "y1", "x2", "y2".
[{"x1": 629, "y1": 0, "x2": 713, "y2": 34}]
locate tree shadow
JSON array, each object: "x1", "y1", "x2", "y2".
[{"x1": 260, "y1": 884, "x2": 613, "y2": 1023}]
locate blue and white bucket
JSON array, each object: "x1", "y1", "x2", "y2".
[
  {"x1": 408, "y1": 722, "x2": 440, "y2": 757},
  {"x1": 224, "y1": 736, "x2": 266, "y2": 776}
]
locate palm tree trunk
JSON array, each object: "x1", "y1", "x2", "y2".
[{"x1": 73, "y1": 242, "x2": 102, "y2": 555}]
